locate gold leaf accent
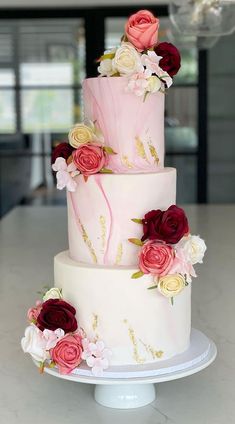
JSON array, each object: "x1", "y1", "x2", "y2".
[
  {"x1": 139, "y1": 339, "x2": 164, "y2": 359},
  {"x1": 148, "y1": 142, "x2": 160, "y2": 164},
  {"x1": 115, "y1": 243, "x2": 123, "y2": 265},
  {"x1": 135, "y1": 136, "x2": 150, "y2": 163},
  {"x1": 99, "y1": 215, "x2": 106, "y2": 252},
  {"x1": 122, "y1": 155, "x2": 133, "y2": 169},
  {"x1": 92, "y1": 313, "x2": 99, "y2": 340},
  {"x1": 78, "y1": 219, "x2": 97, "y2": 264},
  {"x1": 123, "y1": 320, "x2": 145, "y2": 364}
]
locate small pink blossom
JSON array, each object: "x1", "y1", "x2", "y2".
[
  {"x1": 82, "y1": 339, "x2": 112, "y2": 377},
  {"x1": 126, "y1": 69, "x2": 152, "y2": 97},
  {"x1": 52, "y1": 157, "x2": 79, "y2": 192},
  {"x1": 42, "y1": 328, "x2": 65, "y2": 350},
  {"x1": 141, "y1": 51, "x2": 173, "y2": 89},
  {"x1": 170, "y1": 247, "x2": 197, "y2": 283},
  {"x1": 27, "y1": 300, "x2": 43, "y2": 322}
]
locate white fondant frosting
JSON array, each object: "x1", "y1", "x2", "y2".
[
  {"x1": 67, "y1": 168, "x2": 176, "y2": 266},
  {"x1": 83, "y1": 77, "x2": 165, "y2": 173},
  {"x1": 54, "y1": 251, "x2": 191, "y2": 366}
]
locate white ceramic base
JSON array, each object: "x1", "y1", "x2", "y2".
[
  {"x1": 34, "y1": 329, "x2": 217, "y2": 409},
  {"x1": 94, "y1": 383, "x2": 156, "y2": 409}
]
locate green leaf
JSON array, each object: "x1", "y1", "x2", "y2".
[
  {"x1": 103, "y1": 146, "x2": 117, "y2": 155},
  {"x1": 147, "y1": 285, "x2": 158, "y2": 290},
  {"x1": 143, "y1": 91, "x2": 149, "y2": 102},
  {"x1": 131, "y1": 271, "x2": 144, "y2": 279},
  {"x1": 99, "y1": 168, "x2": 113, "y2": 174},
  {"x1": 100, "y1": 52, "x2": 115, "y2": 61},
  {"x1": 170, "y1": 297, "x2": 174, "y2": 306},
  {"x1": 131, "y1": 218, "x2": 142, "y2": 224},
  {"x1": 128, "y1": 238, "x2": 144, "y2": 246},
  {"x1": 39, "y1": 361, "x2": 45, "y2": 374}
]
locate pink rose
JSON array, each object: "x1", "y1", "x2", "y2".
[
  {"x1": 139, "y1": 240, "x2": 174, "y2": 276},
  {"x1": 50, "y1": 333, "x2": 83, "y2": 374},
  {"x1": 125, "y1": 10, "x2": 159, "y2": 52},
  {"x1": 72, "y1": 143, "x2": 107, "y2": 176},
  {"x1": 27, "y1": 300, "x2": 42, "y2": 322}
]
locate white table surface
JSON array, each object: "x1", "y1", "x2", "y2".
[{"x1": 0, "y1": 205, "x2": 234, "y2": 424}]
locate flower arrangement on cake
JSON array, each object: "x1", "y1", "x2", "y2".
[
  {"x1": 97, "y1": 9, "x2": 181, "y2": 98},
  {"x1": 51, "y1": 120, "x2": 116, "y2": 191},
  {"x1": 129, "y1": 205, "x2": 206, "y2": 304},
  {"x1": 21, "y1": 288, "x2": 112, "y2": 376}
]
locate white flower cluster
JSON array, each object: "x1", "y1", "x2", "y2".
[{"x1": 98, "y1": 42, "x2": 172, "y2": 97}]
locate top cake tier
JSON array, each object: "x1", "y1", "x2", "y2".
[{"x1": 83, "y1": 77, "x2": 164, "y2": 174}]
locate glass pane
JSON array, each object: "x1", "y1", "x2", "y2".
[
  {"x1": 0, "y1": 69, "x2": 15, "y2": 87},
  {"x1": 21, "y1": 89, "x2": 75, "y2": 133},
  {"x1": 20, "y1": 63, "x2": 73, "y2": 86},
  {"x1": 159, "y1": 18, "x2": 198, "y2": 85},
  {"x1": 165, "y1": 155, "x2": 197, "y2": 203},
  {"x1": 19, "y1": 20, "x2": 85, "y2": 85},
  {"x1": 0, "y1": 89, "x2": 16, "y2": 133},
  {"x1": 165, "y1": 87, "x2": 197, "y2": 153}
]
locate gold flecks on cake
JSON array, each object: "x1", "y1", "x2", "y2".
[
  {"x1": 122, "y1": 155, "x2": 133, "y2": 169},
  {"x1": 139, "y1": 339, "x2": 164, "y2": 359},
  {"x1": 123, "y1": 320, "x2": 145, "y2": 364},
  {"x1": 91, "y1": 313, "x2": 99, "y2": 340},
  {"x1": 115, "y1": 243, "x2": 123, "y2": 265},
  {"x1": 148, "y1": 142, "x2": 160, "y2": 165},
  {"x1": 99, "y1": 215, "x2": 106, "y2": 252},
  {"x1": 78, "y1": 219, "x2": 97, "y2": 264},
  {"x1": 135, "y1": 136, "x2": 150, "y2": 163}
]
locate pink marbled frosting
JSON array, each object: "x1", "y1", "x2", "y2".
[
  {"x1": 83, "y1": 77, "x2": 165, "y2": 173},
  {"x1": 67, "y1": 169, "x2": 176, "y2": 266}
]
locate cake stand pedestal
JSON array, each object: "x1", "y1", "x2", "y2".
[{"x1": 35, "y1": 328, "x2": 217, "y2": 409}]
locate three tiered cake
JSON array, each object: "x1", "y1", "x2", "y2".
[{"x1": 22, "y1": 10, "x2": 206, "y2": 376}]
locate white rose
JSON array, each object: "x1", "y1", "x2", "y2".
[
  {"x1": 98, "y1": 58, "x2": 116, "y2": 77},
  {"x1": 43, "y1": 287, "x2": 62, "y2": 301},
  {"x1": 21, "y1": 325, "x2": 49, "y2": 362},
  {"x1": 146, "y1": 76, "x2": 161, "y2": 93},
  {"x1": 112, "y1": 42, "x2": 143, "y2": 76},
  {"x1": 179, "y1": 235, "x2": 207, "y2": 265}
]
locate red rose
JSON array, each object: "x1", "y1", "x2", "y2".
[
  {"x1": 51, "y1": 142, "x2": 74, "y2": 165},
  {"x1": 139, "y1": 240, "x2": 174, "y2": 276},
  {"x1": 50, "y1": 333, "x2": 83, "y2": 374},
  {"x1": 37, "y1": 299, "x2": 78, "y2": 333},
  {"x1": 72, "y1": 143, "x2": 107, "y2": 176},
  {"x1": 154, "y1": 42, "x2": 181, "y2": 77},
  {"x1": 142, "y1": 205, "x2": 189, "y2": 244},
  {"x1": 142, "y1": 209, "x2": 163, "y2": 242}
]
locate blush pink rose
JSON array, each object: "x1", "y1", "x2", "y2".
[
  {"x1": 125, "y1": 10, "x2": 159, "y2": 52},
  {"x1": 139, "y1": 240, "x2": 174, "y2": 276},
  {"x1": 50, "y1": 333, "x2": 83, "y2": 374},
  {"x1": 72, "y1": 143, "x2": 107, "y2": 176},
  {"x1": 27, "y1": 300, "x2": 43, "y2": 322}
]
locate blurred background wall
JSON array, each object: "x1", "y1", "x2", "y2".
[{"x1": 0, "y1": 1, "x2": 234, "y2": 217}]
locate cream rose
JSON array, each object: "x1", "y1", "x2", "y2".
[
  {"x1": 179, "y1": 235, "x2": 207, "y2": 265},
  {"x1": 43, "y1": 287, "x2": 62, "y2": 302},
  {"x1": 112, "y1": 42, "x2": 143, "y2": 76},
  {"x1": 157, "y1": 274, "x2": 185, "y2": 298},
  {"x1": 68, "y1": 123, "x2": 94, "y2": 148},
  {"x1": 146, "y1": 76, "x2": 161, "y2": 93}
]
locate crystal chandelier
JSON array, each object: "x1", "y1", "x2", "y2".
[{"x1": 169, "y1": 0, "x2": 235, "y2": 37}]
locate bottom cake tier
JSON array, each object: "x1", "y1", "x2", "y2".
[{"x1": 54, "y1": 251, "x2": 191, "y2": 366}]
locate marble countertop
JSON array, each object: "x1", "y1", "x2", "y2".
[{"x1": 0, "y1": 205, "x2": 234, "y2": 424}]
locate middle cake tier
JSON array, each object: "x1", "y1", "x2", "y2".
[{"x1": 68, "y1": 167, "x2": 176, "y2": 266}]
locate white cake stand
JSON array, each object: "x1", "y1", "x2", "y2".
[{"x1": 34, "y1": 329, "x2": 217, "y2": 409}]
